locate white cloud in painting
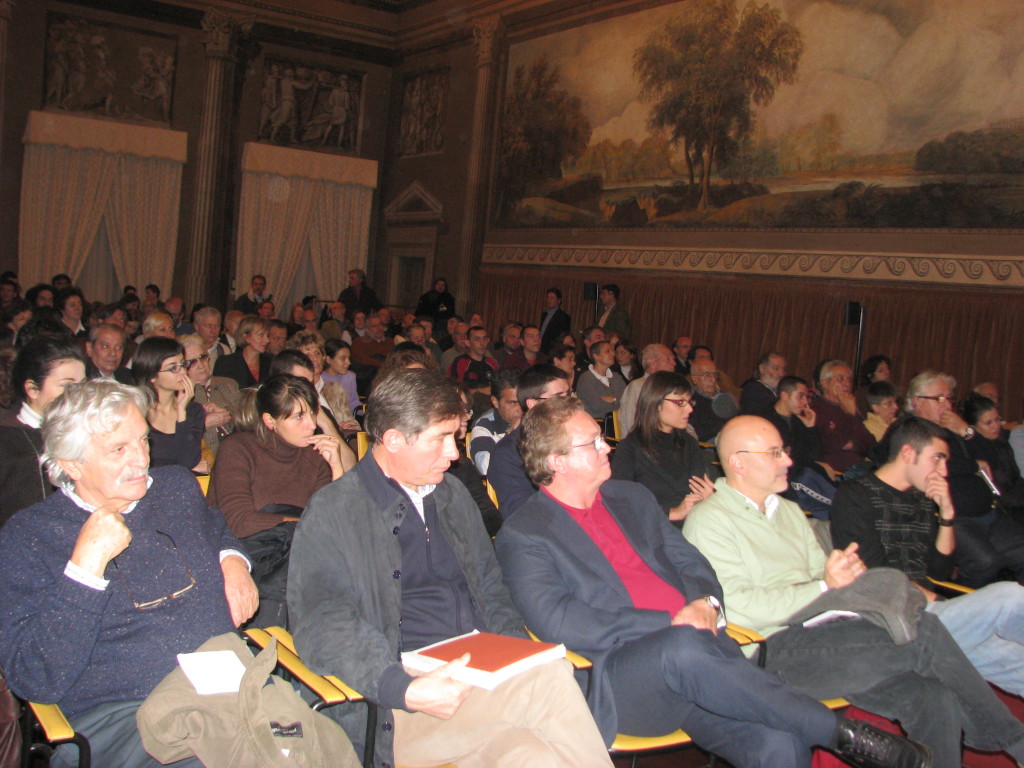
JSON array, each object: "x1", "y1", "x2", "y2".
[{"x1": 590, "y1": 100, "x2": 654, "y2": 145}]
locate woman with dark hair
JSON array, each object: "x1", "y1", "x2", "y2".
[
  {"x1": 132, "y1": 336, "x2": 207, "y2": 473},
  {"x1": 209, "y1": 374, "x2": 344, "y2": 627},
  {"x1": 611, "y1": 340, "x2": 640, "y2": 382},
  {"x1": 964, "y1": 394, "x2": 1024, "y2": 523},
  {"x1": 54, "y1": 286, "x2": 87, "y2": 338},
  {"x1": 213, "y1": 315, "x2": 272, "y2": 388},
  {"x1": 860, "y1": 354, "x2": 893, "y2": 387},
  {"x1": 0, "y1": 298, "x2": 32, "y2": 347},
  {"x1": 447, "y1": 383, "x2": 502, "y2": 537},
  {"x1": 414, "y1": 277, "x2": 456, "y2": 324},
  {"x1": 611, "y1": 371, "x2": 715, "y2": 525},
  {"x1": 0, "y1": 335, "x2": 86, "y2": 525}
]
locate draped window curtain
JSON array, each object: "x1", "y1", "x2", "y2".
[
  {"x1": 476, "y1": 265, "x2": 1024, "y2": 421},
  {"x1": 19, "y1": 111, "x2": 186, "y2": 297},
  {"x1": 236, "y1": 143, "x2": 378, "y2": 315}
]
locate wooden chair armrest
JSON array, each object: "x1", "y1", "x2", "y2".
[
  {"x1": 926, "y1": 577, "x2": 975, "y2": 595},
  {"x1": 244, "y1": 628, "x2": 347, "y2": 706},
  {"x1": 28, "y1": 701, "x2": 76, "y2": 742},
  {"x1": 724, "y1": 623, "x2": 766, "y2": 645}
]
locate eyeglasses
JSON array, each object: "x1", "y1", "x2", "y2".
[
  {"x1": 915, "y1": 394, "x2": 955, "y2": 404},
  {"x1": 569, "y1": 435, "x2": 607, "y2": 452},
  {"x1": 159, "y1": 362, "x2": 186, "y2": 374},
  {"x1": 735, "y1": 446, "x2": 791, "y2": 460},
  {"x1": 663, "y1": 397, "x2": 694, "y2": 409},
  {"x1": 183, "y1": 353, "x2": 210, "y2": 370},
  {"x1": 112, "y1": 531, "x2": 196, "y2": 610}
]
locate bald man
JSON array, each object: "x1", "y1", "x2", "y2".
[{"x1": 683, "y1": 416, "x2": 1024, "y2": 768}]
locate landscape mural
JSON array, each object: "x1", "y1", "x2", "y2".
[{"x1": 492, "y1": 0, "x2": 1024, "y2": 229}]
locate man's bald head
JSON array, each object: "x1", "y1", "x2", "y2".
[{"x1": 717, "y1": 415, "x2": 792, "y2": 507}]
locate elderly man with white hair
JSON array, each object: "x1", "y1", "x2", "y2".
[{"x1": 0, "y1": 379, "x2": 257, "y2": 768}]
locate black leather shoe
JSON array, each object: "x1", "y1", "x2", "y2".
[{"x1": 834, "y1": 719, "x2": 932, "y2": 768}]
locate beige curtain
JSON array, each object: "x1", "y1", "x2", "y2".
[
  {"x1": 237, "y1": 142, "x2": 378, "y2": 307},
  {"x1": 19, "y1": 144, "x2": 118, "y2": 288},
  {"x1": 19, "y1": 111, "x2": 187, "y2": 294},
  {"x1": 105, "y1": 154, "x2": 182, "y2": 297}
]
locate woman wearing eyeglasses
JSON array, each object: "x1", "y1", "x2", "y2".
[
  {"x1": 132, "y1": 337, "x2": 208, "y2": 474},
  {"x1": 611, "y1": 371, "x2": 715, "y2": 526}
]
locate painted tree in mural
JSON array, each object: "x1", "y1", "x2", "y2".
[
  {"x1": 495, "y1": 55, "x2": 592, "y2": 219},
  {"x1": 634, "y1": 0, "x2": 802, "y2": 210}
]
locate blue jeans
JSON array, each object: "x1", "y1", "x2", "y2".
[
  {"x1": 762, "y1": 612, "x2": 1024, "y2": 768},
  {"x1": 926, "y1": 581, "x2": 1024, "y2": 696}
]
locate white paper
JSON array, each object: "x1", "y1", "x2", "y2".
[{"x1": 177, "y1": 650, "x2": 247, "y2": 695}]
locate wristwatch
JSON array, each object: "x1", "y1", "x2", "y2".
[
  {"x1": 963, "y1": 426, "x2": 975, "y2": 440},
  {"x1": 700, "y1": 595, "x2": 722, "y2": 619}
]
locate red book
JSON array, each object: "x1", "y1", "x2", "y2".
[{"x1": 401, "y1": 631, "x2": 565, "y2": 690}]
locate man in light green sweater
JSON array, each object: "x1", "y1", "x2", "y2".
[{"x1": 684, "y1": 415, "x2": 1024, "y2": 768}]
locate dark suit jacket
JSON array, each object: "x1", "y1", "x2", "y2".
[
  {"x1": 539, "y1": 308, "x2": 571, "y2": 353},
  {"x1": 494, "y1": 479, "x2": 723, "y2": 744},
  {"x1": 212, "y1": 350, "x2": 272, "y2": 389}
]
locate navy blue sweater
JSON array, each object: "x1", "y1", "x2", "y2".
[{"x1": 0, "y1": 465, "x2": 238, "y2": 719}]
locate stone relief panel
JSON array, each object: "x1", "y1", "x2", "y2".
[
  {"x1": 43, "y1": 13, "x2": 178, "y2": 125},
  {"x1": 257, "y1": 57, "x2": 363, "y2": 153},
  {"x1": 397, "y1": 69, "x2": 448, "y2": 157}
]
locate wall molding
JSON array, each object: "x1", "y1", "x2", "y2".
[{"x1": 481, "y1": 244, "x2": 1024, "y2": 288}]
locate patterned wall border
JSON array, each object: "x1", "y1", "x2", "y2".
[{"x1": 481, "y1": 244, "x2": 1024, "y2": 289}]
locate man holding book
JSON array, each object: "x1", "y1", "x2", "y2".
[
  {"x1": 288, "y1": 368, "x2": 611, "y2": 768},
  {"x1": 495, "y1": 396, "x2": 930, "y2": 768}
]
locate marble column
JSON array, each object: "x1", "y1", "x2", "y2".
[
  {"x1": 456, "y1": 16, "x2": 503, "y2": 310},
  {"x1": 0, "y1": 0, "x2": 14, "y2": 168},
  {"x1": 183, "y1": 11, "x2": 252, "y2": 307}
]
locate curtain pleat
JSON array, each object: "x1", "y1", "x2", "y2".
[
  {"x1": 475, "y1": 266, "x2": 1024, "y2": 420},
  {"x1": 308, "y1": 182, "x2": 372, "y2": 301}
]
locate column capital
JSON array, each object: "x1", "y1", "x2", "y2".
[
  {"x1": 201, "y1": 11, "x2": 254, "y2": 61},
  {"x1": 0, "y1": 1, "x2": 14, "y2": 21},
  {"x1": 472, "y1": 16, "x2": 504, "y2": 66}
]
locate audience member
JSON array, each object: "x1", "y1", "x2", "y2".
[
  {"x1": 162, "y1": 297, "x2": 185, "y2": 330},
  {"x1": 439, "y1": 320, "x2": 469, "y2": 372},
  {"x1": 469, "y1": 367, "x2": 522, "y2": 476},
  {"x1": 548, "y1": 343, "x2": 577, "y2": 389},
  {"x1": 962, "y1": 394, "x2": 1024, "y2": 522},
  {"x1": 337, "y1": 268, "x2": 382, "y2": 316},
  {"x1": 213, "y1": 315, "x2": 273, "y2": 388},
  {"x1": 85, "y1": 323, "x2": 131, "y2": 383},
  {"x1": 618, "y1": 343, "x2": 676, "y2": 437},
  {"x1": 0, "y1": 335, "x2": 86, "y2": 526},
  {"x1": 180, "y1": 334, "x2": 238, "y2": 457},
  {"x1": 832, "y1": 415, "x2": 1024, "y2": 697},
  {"x1": 684, "y1": 415, "x2": 1024, "y2": 767},
  {"x1": 612, "y1": 372, "x2": 714, "y2": 525},
  {"x1": 319, "y1": 300, "x2": 351, "y2": 343},
  {"x1": 210, "y1": 374, "x2": 343, "y2": 628},
  {"x1": 672, "y1": 335, "x2": 692, "y2": 375},
  {"x1": 55, "y1": 287, "x2": 87, "y2": 338},
  {"x1": 141, "y1": 283, "x2": 163, "y2": 314},
  {"x1": 576, "y1": 325, "x2": 605, "y2": 372},
  {"x1": 812, "y1": 360, "x2": 875, "y2": 471},
  {"x1": 576, "y1": 340, "x2": 627, "y2": 420},
  {"x1": 491, "y1": 321, "x2": 522, "y2": 366},
  {"x1": 288, "y1": 368, "x2": 612, "y2": 768},
  {"x1": 322, "y1": 338, "x2": 360, "y2": 417},
  {"x1": 488, "y1": 364, "x2": 570, "y2": 517},
  {"x1": 221, "y1": 309, "x2": 245, "y2": 353},
  {"x1": 740, "y1": 352, "x2": 786, "y2": 418},
  {"x1": 233, "y1": 274, "x2": 268, "y2": 315},
  {"x1": 140, "y1": 310, "x2": 175, "y2": 341},
  {"x1": 0, "y1": 298, "x2": 31, "y2": 347},
  {"x1": 539, "y1": 287, "x2": 571, "y2": 354},
  {"x1": 496, "y1": 395, "x2": 927, "y2": 768},
  {"x1": 688, "y1": 357, "x2": 737, "y2": 442},
  {"x1": 0, "y1": 379, "x2": 257, "y2": 768},
  {"x1": 502, "y1": 324, "x2": 546, "y2": 370},
  {"x1": 611, "y1": 340, "x2": 639, "y2": 382},
  {"x1": 25, "y1": 283, "x2": 54, "y2": 308},
  {"x1": 414, "y1": 276, "x2": 456, "y2": 323},
  {"x1": 447, "y1": 325, "x2": 497, "y2": 401},
  {"x1": 132, "y1": 337, "x2": 206, "y2": 474},
  {"x1": 50, "y1": 273, "x2": 72, "y2": 292},
  {"x1": 448, "y1": 384, "x2": 502, "y2": 537},
  {"x1": 863, "y1": 380, "x2": 900, "y2": 441},
  {"x1": 597, "y1": 283, "x2": 631, "y2": 341},
  {"x1": 266, "y1": 318, "x2": 288, "y2": 356},
  {"x1": 287, "y1": 330, "x2": 359, "y2": 435}
]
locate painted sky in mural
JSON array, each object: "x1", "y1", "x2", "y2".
[{"x1": 508, "y1": 0, "x2": 1024, "y2": 157}]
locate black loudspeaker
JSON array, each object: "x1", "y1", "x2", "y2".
[
  {"x1": 583, "y1": 282, "x2": 598, "y2": 301},
  {"x1": 844, "y1": 301, "x2": 862, "y2": 326}
]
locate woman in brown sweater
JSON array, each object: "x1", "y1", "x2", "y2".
[{"x1": 208, "y1": 374, "x2": 345, "y2": 627}]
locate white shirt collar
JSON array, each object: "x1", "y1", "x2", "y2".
[
  {"x1": 731, "y1": 485, "x2": 781, "y2": 520},
  {"x1": 588, "y1": 364, "x2": 611, "y2": 386},
  {"x1": 18, "y1": 402, "x2": 43, "y2": 429},
  {"x1": 61, "y1": 475, "x2": 154, "y2": 516}
]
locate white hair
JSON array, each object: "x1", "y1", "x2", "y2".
[
  {"x1": 41, "y1": 380, "x2": 150, "y2": 486},
  {"x1": 905, "y1": 371, "x2": 957, "y2": 414}
]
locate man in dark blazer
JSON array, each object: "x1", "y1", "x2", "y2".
[
  {"x1": 539, "y1": 287, "x2": 571, "y2": 354},
  {"x1": 494, "y1": 396, "x2": 929, "y2": 768}
]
